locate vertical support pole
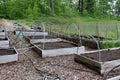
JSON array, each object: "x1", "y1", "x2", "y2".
[
  {"x1": 43, "y1": 24, "x2": 45, "y2": 50},
  {"x1": 105, "y1": 25, "x2": 108, "y2": 39},
  {"x1": 84, "y1": 24, "x2": 86, "y2": 35},
  {"x1": 96, "y1": 23, "x2": 99, "y2": 37},
  {"x1": 115, "y1": 22, "x2": 118, "y2": 40},
  {"x1": 19, "y1": 30, "x2": 23, "y2": 48}
]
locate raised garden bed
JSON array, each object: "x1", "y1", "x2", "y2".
[
  {"x1": 25, "y1": 35, "x2": 58, "y2": 43},
  {"x1": 58, "y1": 34, "x2": 113, "y2": 49},
  {"x1": 0, "y1": 32, "x2": 6, "y2": 38},
  {"x1": 16, "y1": 31, "x2": 48, "y2": 36},
  {"x1": 0, "y1": 37, "x2": 9, "y2": 48},
  {"x1": 0, "y1": 48, "x2": 18, "y2": 64},
  {"x1": 74, "y1": 47, "x2": 120, "y2": 74},
  {"x1": 31, "y1": 41, "x2": 85, "y2": 57},
  {"x1": 27, "y1": 35, "x2": 57, "y2": 39},
  {"x1": 31, "y1": 38, "x2": 63, "y2": 43}
]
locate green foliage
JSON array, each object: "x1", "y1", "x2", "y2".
[
  {"x1": 100, "y1": 42, "x2": 109, "y2": 49},
  {"x1": 100, "y1": 41, "x2": 115, "y2": 49},
  {"x1": 115, "y1": 41, "x2": 120, "y2": 47},
  {"x1": 0, "y1": 0, "x2": 119, "y2": 20},
  {"x1": 115, "y1": 0, "x2": 120, "y2": 16},
  {"x1": 33, "y1": 2, "x2": 39, "y2": 19},
  {"x1": 26, "y1": 6, "x2": 33, "y2": 21},
  {"x1": 108, "y1": 32, "x2": 115, "y2": 38},
  {"x1": 100, "y1": 40, "x2": 120, "y2": 49}
]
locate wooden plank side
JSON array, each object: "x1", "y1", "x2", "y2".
[
  {"x1": 42, "y1": 46, "x2": 85, "y2": 57},
  {"x1": 24, "y1": 36, "x2": 30, "y2": 43},
  {"x1": 101, "y1": 59, "x2": 120, "y2": 74},
  {"x1": 107, "y1": 75, "x2": 120, "y2": 80},
  {"x1": 74, "y1": 54, "x2": 101, "y2": 73},
  {"x1": 31, "y1": 43, "x2": 42, "y2": 57}
]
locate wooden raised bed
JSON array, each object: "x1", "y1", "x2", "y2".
[
  {"x1": 25, "y1": 35, "x2": 58, "y2": 43},
  {"x1": 0, "y1": 48, "x2": 18, "y2": 64},
  {"x1": 31, "y1": 41, "x2": 85, "y2": 57},
  {"x1": 59, "y1": 35, "x2": 113, "y2": 49},
  {"x1": 31, "y1": 38, "x2": 63, "y2": 43},
  {"x1": 0, "y1": 32, "x2": 6, "y2": 38},
  {"x1": 16, "y1": 31, "x2": 48, "y2": 36},
  {"x1": 0, "y1": 37, "x2": 9, "y2": 48},
  {"x1": 74, "y1": 47, "x2": 120, "y2": 74}
]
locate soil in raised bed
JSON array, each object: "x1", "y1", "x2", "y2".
[
  {"x1": 28, "y1": 35, "x2": 57, "y2": 39},
  {"x1": 34, "y1": 41, "x2": 78, "y2": 50},
  {"x1": 0, "y1": 49, "x2": 16, "y2": 55},
  {"x1": 81, "y1": 49, "x2": 120, "y2": 62}
]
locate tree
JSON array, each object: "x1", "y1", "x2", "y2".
[
  {"x1": 115, "y1": 0, "x2": 120, "y2": 17},
  {"x1": 78, "y1": 0, "x2": 84, "y2": 14},
  {"x1": 33, "y1": 2, "x2": 39, "y2": 18},
  {"x1": 26, "y1": 5, "x2": 33, "y2": 21},
  {"x1": 86, "y1": 0, "x2": 95, "y2": 15}
]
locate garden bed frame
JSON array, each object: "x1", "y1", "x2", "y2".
[
  {"x1": 31, "y1": 38, "x2": 63, "y2": 43},
  {"x1": 74, "y1": 47, "x2": 120, "y2": 74},
  {"x1": 24, "y1": 35, "x2": 58, "y2": 43},
  {"x1": 31, "y1": 41, "x2": 85, "y2": 57},
  {"x1": 0, "y1": 32, "x2": 6, "y2": 38},
  {"x1": 0, "y1": 37, "x2": 9, "y2": 48},
  {"x1": 0, "y1": 48, "x2": 18, "y2": 64},
  {"x1": 56, "y1": 34, "x2": 113, "y2": 49},
  {"x1": 16, "y1": 31, "x2": 48, "y2": 36}
]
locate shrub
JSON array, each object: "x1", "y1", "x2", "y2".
[
  {"x1": 115, "y1": 41, "x2": 120, "y2": 47},
  {"x1": 100, "y1": 42, "x2": 115, "y2": 49}
]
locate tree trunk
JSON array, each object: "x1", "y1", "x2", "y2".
[
  {"x1": 48, "y1": 0, "x2": 51, "y2": 15},
  {"x1": 78, "y1": 0, "x2": 84, "y2": 14},
  {"x1": 51, "y1": 0, "x2": 54, "y2": 15}
]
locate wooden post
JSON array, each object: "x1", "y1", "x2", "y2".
[
  {"x1": 96, "y1": 23, "x2": 99, "y2": 37},
  {"x1": 105, "y1": 25, "x2": 108, "y2": 39},
  {"x1": 115, "y1": 22, "x2": 118, "y2": 40}
]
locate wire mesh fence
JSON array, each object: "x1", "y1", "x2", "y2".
[{"x1": 44, "y1": 22, "x2": 120, "y2": 40}]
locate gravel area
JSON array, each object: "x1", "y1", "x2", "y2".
[
  {"x1": 0, "y1": 19, "x2": 15, "y2": 31},
  {"x1": 0, "y1": 19, "x2": 119, "y2": 80}
]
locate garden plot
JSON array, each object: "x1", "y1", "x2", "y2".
[
  {"x1": 74, "y1": 47, "x2": 120, "y2": 74},
  {"x1": 0, "y1": 37, "x2": 9, "y2": 48},
  {"x1": 31, "y1": 41, "x2": 85, "y2": 57},
  {"x1": 25, "y1": 35, "x2": 58, "y2": 43},
  {"x1": 0, "y1": 32, "x2": 6, "y2": 38},
  {"x1": 0, "y1": 48, "x2": 18, "y2": 64},
  {"x1": 16, "y1": 31, "x2": 48, "y2": 36},
  {"x1": 59, "y1": 35, "x2": 113, "y2": 49},
  {"x1": 31, "y1": 38, "x2": 63, "y2": 43}
]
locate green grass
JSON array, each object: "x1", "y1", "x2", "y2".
[{"x1": 13, "y1": 16, "x2": 120, "y2": 24}]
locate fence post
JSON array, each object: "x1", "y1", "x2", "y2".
[
  {"x1": 96, "y1": 23, "x2": 99, "y2": 37},
  {"x1": 115, "y1": 22, "x2": 118, "y2": 40},
  {"x1": 105, "y1": 24, "x2": 108, "y2": 39}
]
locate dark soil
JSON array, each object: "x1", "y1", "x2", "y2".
[
  {"x1": 0, "y1": 49, "x2": 16, "y2": 55},
  {"x1": 28, "y1": 35, "x2": 57, "y2": 39},
  {"x1": 82, "y1": 49, "x2": 120, "y2": 62},
  {"x1": 34, "y1": 41, "x2": 78, "y2": 50}
]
